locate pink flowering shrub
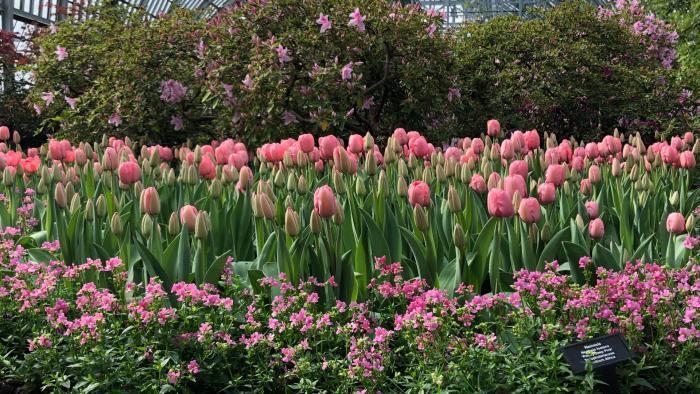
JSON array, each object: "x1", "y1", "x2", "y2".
[
  {"x1": 198, "y1": 0, "x2": 461, "y2": 145},
  {"x1": 1, "y1": 212, "x2": 700, "y2": 393},
  {"x1": 25, "y1": 6, "x2": 213, "y2": 145}
]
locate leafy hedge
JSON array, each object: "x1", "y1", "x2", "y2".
[
  {"x1": 453, "y1": 0, "x2": 696, "y2": 142},
  {"x1": 22, "y1": 1, "x2": 699, "y2": 145},
  {"x1": 26, "y1": 6, "x2": 212, "y2": 145},
  {"x1": 198, "y1": 0, "x2": 460, "y2": 146}
]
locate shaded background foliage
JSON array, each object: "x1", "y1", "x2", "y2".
[{"x1": 5, "y1": 0, "x2": 699, "y2": 145}]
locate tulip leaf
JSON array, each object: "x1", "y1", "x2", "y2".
[
  {"x1": 399, "y1": 226, "x2": 428, "y2": 281},
  {"x1": 439, "y1": 255, "x2": 459, "y2": 297},
  {"x1": 536, "y1": 226, "x2": 570, "y2": 271},
  {"x1": 384, "y1": 209, "x2": 403, "y2": 264},
  {"x1": 134, "y1": 239, "x2": 175, "y2": 305},
  {"x1": 176, "y1": 228, "x2": 190, "y2": 282},
  {"x1": 27, "y1": 248, "x2": 53, "y2": 263},
  {"x1": 359, "y1": 208, "x2": 391, "y2": 262},
  {"x1": 204, "y1": 252, "x2": 232, "y2": 284},
  {"x1": 471, "y1": 216, "x2": 497, "y2": 292},
  {"x1": 520, "y1": 221, "x2": 537, "y2": 271},
  {"x1": 593, "y1": 243, "x2": 618, "y2": 270},
  {"x1": 162, "y1": 234, "x2": 181, "y2": 281},
  {"x1": 562, "y1": 241, "x2": 587, "y2": 284},
  {"x1": 255, "y1": 232, "x2": 276, "y2": 270}
]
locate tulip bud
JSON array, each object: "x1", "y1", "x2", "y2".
[
  {"x1": 670, "y1": 191, "x2": 679, "y2": 207},
  {"x1": 310, "y1": 210, "x2": 322, "y2": 234},
  {"x1": 453, "y1": 223, "x2": 466, "y2": 250},
  {"x1": 612, "y1": 158, "x2": 622, "y2": 177},
  {"x1": 258, "y1": 192, "x2": 276, "y2": 220},
  {"x1": 283, "y1": 151, "x2": 294, "y2": 168},
  {"x1": 297, "y1": 175, "x2": 308, "y2": 195},
  {"x1": 413, "y1": 205, "x2": 429, "y2": 232},
  {"x1": 168, "y1": 212, "x2": 180, "y2": 235},
  {"x1": 274, "y1": 169, "x2": 285, "y2": 188},
  {"x1": 408, "y1": 153, "x2": 418, "y2": 169},
  {"x1": 529, "y1": 223, "x2": 539, "y2": 240},
  {"x1": 285, "y1": 208, "x2": 301, "y2": 236},
  {"x1": 378, "y1": 170, "x2": 388, "y2": 196},
  {"x1": 512, "y1": 191, "x2": 522, "y2": 211},
  {"x1": 694, "y1": 140, "x2": 700, "y2": 155},
  {"x1": 686, "y1": 215, "x2": 695, "y2": 232},
  {"x1": 355, "y1": 177, "x2": 366, "y2": 196},
  {"x1": 398, "y1": 159, "x2": 409, "y2": 178},
  {"x1": 364, "y1": 152, "x2": 377, "y2": 176},
  {"x1": 541, "y1": 222, "x2": 551, "y2": 241},
  {"x1": 12, "y1": 131, "x2": 20, "y2": 145},
  {"x1": 423, "y1": 168, "x2": 434, "y2": 184},
  {"x1": 209, "y1": 178, "x2": 222, "y2": 199},
  {"x1": 448, "y1": 185, "x2": 461, "y2": 213},
  {"x1": 575, "y1": 214, "x2": 585, "y2": 233},
  {"x1": 53, "y1": 182, "x2": 67, "y2": 209},
  {"x1": 445, "y1": 160, "x2": 456, "y2": 178},
  {"x1": 397, "y1": 177, "x2": 408, "y2": 197},
  {"x1": 2, "y1": 167, "x2": 12, "y2": 186},
  {"x1": 83, "y1": 198, "x2": 95, "y2": 222},
  {"x1": 69, "y1": 193, "x2": 81, "y2": 215},
  {"x1": 37, "y1": 181, "x2": 47, "y2": 194},
  {"x1": 286, "y1": 172, "x2": 297, "y2": 192},
  {"x1": 141, "y1": 215, "x2": 153, "y2": 237},
  {"x1": 140, "y1": 187, "x2": 161, "y2": 216},
  {"x1": 332, "y1": 170, "x2": 346, "y2": 195},
  {"x1": 629, "y1": 164, "x2": 639, "y2": 181},
  {"x1": 460, "y1": 165, "x2": 471, "y2": 184},
  {"x1": 111, "y1": 212, "x2": 123, "y2": 235},
  {"x1": 364, "y1": 132, "x2": 374, "y2": 152},
  {"x1": 195, "y1": 211, "x2": 210, "y2": 240},
  {"x1": 333, "y1": 206, "x2": 344, "y2": 225},
  {"x1": 435, "y1": 164, "x2": 446, "y2": 183}
]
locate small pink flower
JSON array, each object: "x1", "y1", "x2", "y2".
[
  {"x1": 347, "y1": 8, "x2": 365, "y2": 32},
  {"x1": 341, "y1": 62, "x2": 354, "y2": 81},
  {"x1": 187, "y1": 359, "x2": 200, "y2": 374},
  {"x1": 167, "y1": 369, "x2": 180, "y2": 384},
  {"x1": 317, "y1": 13, "x2": 331, "y2": 33},
  {"x1": 276, "y1": 45, "x2": 291, "y2": 63},
  {"x1": 55, "y1": 46, "x2": 68, "y2": 61}
]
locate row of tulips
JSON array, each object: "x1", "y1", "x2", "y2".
[{"x1": 0, "y1": 121, "x2": 698, "y2": 303}]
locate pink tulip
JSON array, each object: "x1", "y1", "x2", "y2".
[
  {"x1": 314, "y1": 160, "x2": 324, "y2": 172},
  {"x1": 297, "y1": 134, "x2": 314, "y2": 153},
  {"x1": 0, "y1": 126, "x2": 9, "y2": 141},
  {"x1": 469, "y1": 174, "x2": 486, "y2": 194},
  {"x1": 661, "y1": 145, "x2": 679, "y2": 165},
  {"x1": 585, "y1": 142, "x2": 599, "y2": 159},
  {"x1": 588, "y1": 165, "x2": 602, "y2": 184},
  {"x1": 486, "y1": 119, "x2": 501, "y2": 137},
  {"x1": 407, "y1": 180, "x2": 431, "y2": 207},
  {"x1": 199, "y1": 156, "x2": 217, "y2": 180},
  {"x1": 348, "y1": 134, "x2": 364, "y2": 154},
  {"x1": 589, "y1": 218, "x2": 604, "y2": 239},
  {"x1": 48, "y1": 140, "x2": 67, "y2": 161},
  {"x1": 118, "y1": 161, "x2": 141, "y2": 184},
  {"x1": 500, "y1": 139, "x2": 514, "y2": 160},
  {"x1": 471, "y1": 138, "x2": 484, "y2": 154},
  {"x1": 180, "y1": 205, "x2": 198, "y2": 232},
  {"x1": 487, "y1": 188, "x2": 514, "y2": 217},
  {"x1": 679, "y1": 151, "x2": 695, "y2": 169},
  {"x1": 511, "y1": 130, "x2": 526, "y2": 153},
  {"x1": 103, "y1": 147, "x2": 119, "y2": 171},
  {"x1": 408, "y1": 136, "x2": 430, "y2": 158},
  {"x1": 314, "y1": 185, "x2": 337, "y2": 218},
  {"x1": 518, "y1": 197, "x2": 541, "y2": 223},
  {"x1": 141, "y1": 187, "x2": 160, "y2": 215},
  {"x1": 237, "y1": 166, "x2": 253, "y2": 191},
  {"x1": 487, "y1": 172, "x2": 501, "y2": 191},
  {"x1": 393, "y1": 128, "x2": 408, "y2": 145},
  {"x1": 683, "y1": 132, "x2": 694, "y2": 145},
  {"x1": 524, "y1": 129, "x2": 540, "y2": 150},
  {"x1": 585, "y1": 201, "x2": 599, "y2": 219},
  {"x1": 445, "y1": 147, "x2": 461, "y2": 162},
  {"x1": 537, "y1": 182, "x2": 556, "y2": 204},
  {"x1": 319, "y1": 136, "x2": 339, "y2": 160},
  {"x1": 75, "y1": 149, "x2": 87, "y2": 166},
  {"x1": 580, "y1": 178, "x2": 592, "y2": 195},
  {"x1": 509, "y1": 160, "x2": 528, "y2": 180},
  {"x1": 504, "y1": 175, "x2": 526, "y2": 199},
  {"x1": 571, "y1": 156, "x2": 584, "y2": 172},
  {"x1": 666, "y1": 212, "x2": 685, "y2": 234},
  {"x1": 545, "y1": 164, "x2": 565, "y2": 187}
]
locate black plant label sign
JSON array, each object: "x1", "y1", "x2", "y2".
[{"x1": 560, "y1": 333, "x2": 632, "y2": 374}]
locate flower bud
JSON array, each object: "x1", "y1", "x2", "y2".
[
  {"x1": 257, "y1": 192, "x2": 276, "y2": 220},
  {"x1": 111, "y1": 212, "x2": 123, "y2": 235},
  {"x1": 575, "y1": 214, "x2": 585, "y2": 233},
  {"x1": 541, "y1": 222, "x2": 551, "y2": 241},
  {"x1": 332, "y1": 170, "x2": 346, "y2": 195},
  {"x1": 286, "y1": 172, "x2": 297, "y2": 192},
  {"x1": 686, "y1": 215, "x2": 695, "y2": 232},
  {"x1": 84, "y1": 199, "x2": 95, "y2": 222},
  {"x1": 670, "y1": 191, "x2": 679, "y2": 207},
  {"x1": 378, "y1": 170, "x2": 388, "y2": 195},
  {"x1": 209, "y1": 178, "x2": 222, "y2": 199},
  {"x1": 398, "y1": 159, "x2": 409, "y2": 178},
  {"x1": 141, "y1": 214, "x2": 153, "y2": 237},
  {"x1": 274, "y1": 169, "x2": 285, "y2": 188},
  {"x1": 364, "y1": 151, "x2": 377, "y2": 176},
  {"x1": 453, "y1": 223, "x2": 466, "y2": 250},
  {"x1": 413, "y1": 205, "x2": 429, "y2": 232},
  {"x1": 195, "y1": 211, "x2": 210, "y2": 240},
  {"x1": 69, "y1": 193, "x2": 81, "y2": 215},
  {"x1": 168, "y1": 212, "x2": 180, "y2": 235},
  {"x1": 333, "y1": 206, "x2": 344, "y2": 225},
  {"x1": 422, "y1": 167, "x2": 434, "y2": 184},
  {"x1": 285, "y1": 208, "x2": 301, "y2": 236},
  {"x1": 364, "y1": 132, "x2": 374, "y2": 152},
  {"x1": 2, "y1": 167, "x2": 13, "y2": 186},
  {"x1": 355, "y1": 177, "x2": 366, "y2": 196},
  {"x1": 448, "y1": 185, "x2": 461, "y2": 213},
  {"x1": 310, "y1": 210, "x2": 322, "y2": 234},
  {"x1": 140, "y1": 187, "x2": 161, "y2": 216},
  {"x1": 397, "y1": 177, "x2": 408, "y2": 197},
  {"x1": 297, "y1": 175, "x2": 308, "y2": 195},
  {"x1": 612, "y1": 158, "x2": 621, "y2": 177},
  {"x1": 435, "y1": 164, "x2": 446, "y2": 183}
]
